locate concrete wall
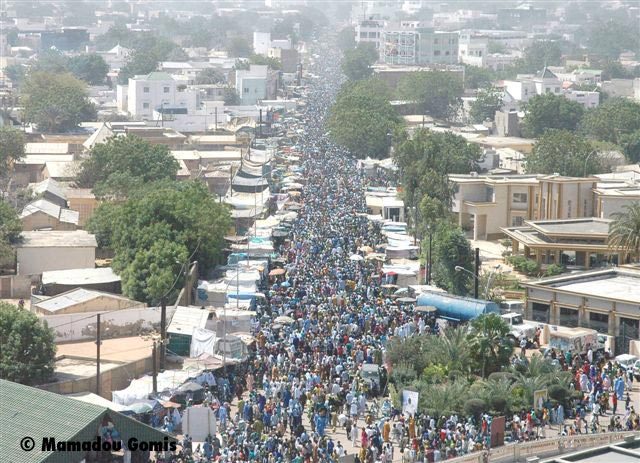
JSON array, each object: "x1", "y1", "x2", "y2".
[
  {"x1": 44, "y1": 306, "x2": 177, "y2": 343},
  {"x1": 35, "y1": 294, "x2": 142, "y2": 316},
  {"x1": 22, "y1": 212, "x2": 76, "y2": 231},
  {"x1": 0, "y1": 275, "x2": 31, "y2": 298},
  {"x1": 17, "y1": 247, "x2": 95, "y2": 277}
]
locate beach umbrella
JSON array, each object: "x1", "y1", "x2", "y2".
[
  {"x1": 274, "y1": 315, "x2": 295, "y2": 325},
  {"x1": 269, "y1": 268, "x2": 286, "y2": 276}
]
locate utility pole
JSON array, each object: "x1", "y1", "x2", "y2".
[
  {"x1": 427, "y1": 227, "x2": 433, "y2": 285},
  {"x1": 152, "y1": 340, "x2": 158, "y2": 394},
  {"x1": 259, "y1": 109, "x2": 263, "y2": 137},
  {"x1": 96, "y1": 313, "x2": 101, "y2": 396},
  {"x1": 474, "y1": 247, "x2": 480, "y2": 299},
  {"x1": 160, "y1": 297, "x2": 166, "y2": 370}
]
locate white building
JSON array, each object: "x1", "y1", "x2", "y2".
[
  {"x1": 564, "y1": 90, "x2": 599, "y2": 109},
  {"x1": 381, "y1": 26, "x2": 458, "y2": 66},
  {"x1": 355, "y1": 20, "x2": 385, "y2": 51},
  {"x1": 123, "y1": 71, "x2": 198, "y2": 120},
  {"x1": 235, "y1": 65, "x2": 277, "y2": 105},
  {"x1": 253, "y1": 32, "x2": 271, "y2": 55}
]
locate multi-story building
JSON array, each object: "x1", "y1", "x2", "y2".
[
  {"x1": 355, "y1": 20, "x2": 385, "y2": 52},
  {"x1": 235, "y1": 65, "x2": 278, "y2": 105},
  {"x1": 122, "y1": 72, "x2": 198, "y2": 120},
  {"x1": 381, "y1": 26, "x2": 458, "y2": 66}
]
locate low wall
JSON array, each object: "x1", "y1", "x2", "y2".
[
  {"x1": 45, "y1": 306, "x2": 177, "y2": 343},
  {"x1": 39, "y1": 355, "x2": 153, "y2": 400},
  {"x1": 446, "y1": 431, "x2": 638, "y2": 463},
  {"x1": 0, "y1": 274, "x2": 31, "y2": 298}
]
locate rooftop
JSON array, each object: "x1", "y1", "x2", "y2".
[
  {"x1": 526, "y1": 268, "x2": 640, "y2": 305},
  {"x1": 55, "y1": 336, "x2": 153, "y2": 363},
  {"x1": 17, "y1": 230, "x2": 97, "y2": 248},
  {"x1": 34, "y1": 288, "x2": 138, "y2": 314},
  {"x1": 25, "y1": 142, "x2": 70, "y2": 155},
  {"x1": 41, "y1": 267, "x2": 120, "y2": 286},
  {"x1": 528, "y1": 218, "x2": 612, "y2": 237},
  {"x1": 167, "y1": 305, "x2": 210, "y2": 335}
]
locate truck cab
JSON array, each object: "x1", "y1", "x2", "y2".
[
  {"x1": 359, "y1": 363, "x2": 387, "y2": 397},
  {"x1": 501, "y1": 312, "x2": 538, "y2": 341}
]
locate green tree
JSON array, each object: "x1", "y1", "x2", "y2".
[
  {"x1": 522, "y1": 93, "x2": 585, "y2": 137},
  {"x1": 397, "y1": 71, "x2": 463, "y2": 121},
  {"x1": 76, "y1": 135, "x2": 179, "y2": 198},
  {"x1": 620, "y1": 130, "x2": 640, "y2": 163},
  {"x1": 5, "y1": 64, "x2": 26, "y2": 86},
  {"x1": 0, "y1": 302, "x2": 56, "y2": 385},
  {"x1": 328, "y1": 78, "x2": 401, "y2": 159},
  {"x1": 580, "y1": 98, "x2": 640, "y2": 144},
  {"x1": 0, "y1": 127, "x2": 25, "y2": 176},
  {"x1": 525, "y1": 130, "x2": 602, "y2": 177},
  {"x1": 608, "y1": 203, "x2": 640, "y2": 263},
  {"x1": 223, "y1": 88, "x2": 241, "y2": 105},
  {"x1": 467, "y1": 313, "x2": 512, "y2": 378},
  {"x1": 464, "y1": 66, "x2": 496, "y2": 90},
  {"x1": 469, "y1": 87, "x2": 503, "y2": 123},
  {"x1": 522, "y1": 41, "x2": 562, "y2": 72},
  {"x1": 0, "y1": 199, "x2": 22, "y2": 267},
  {"x1": 195, "y1": 68, "x2": 226, "y2": 85},
  {"x1": 22, "y1": 72, "x2": 96, "y2": 132},
  {"x1": 432, "y1": 221, "x2": 474, "y2": 296},
  {"x1": 226, "y1": 36, "x2": 252, "y2": 57},
  {"x1": 336, "y1": 27, "x2": 356, "y2": 51},
  {"x1": 86, "y1": 181, "x2": 232, "y2": 304},
  {"x1": 118, "y1": 50, "x2": 160, "y2": 83},
  {"x1": 31, "y1": 49, "x2": 69, "y2": 74},
  {"x1": 586, "y1": 20, "x2": 639, "y2": 60},
  {"x1": 67, "y1": 54, "x2": 109, "y2": 85},
  {"x1": 341, "y1": 43, "x2": 378, "y2": 81},
  {"x1": 249, "y1": 54, "x2": 282, "y2": 70}
]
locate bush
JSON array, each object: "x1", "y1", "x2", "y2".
[
  {"x1": 544, "y1": 263, "x2": 565, "y2": 277},
  {"x1": 422, "y1": 364, "x2": 449, "y2": 384},
  {"x1": 489, "y1": 396, "x2": 508, "y2": 414},
  {"x1": 548, "y1": 384, "x2": 570, "y2": 404},
  {"x1": 507, "y1": 255, "x2": 541, "y2": 276},
  {"x1": 391, "y1": 361, "x2": 417, "y2": 386},
  {"x1": 464, "y1": 398, "x2": 487, "y2": 421},
  {"x1": 488, "y1": 372, "x2": 514, "y2": 383}
]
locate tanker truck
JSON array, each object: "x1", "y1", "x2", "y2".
[{"x1": 416, "y1": 291, "x2": 500, "y2": 323}]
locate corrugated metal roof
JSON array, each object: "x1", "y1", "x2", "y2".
[
  {"x1": 41, "y1": 267, "x2": 120, "y2": 286},
  {"x1": 34, "y1": 288, "x2": 134, "y2": 313},
  {"x1": 25, "y1": 143, "x2": 70, "y2": 155},
  {"x1": 167, "y1": 306, "x2": 209, "y2": 335},
  {"x1": 0, "y1": 379, "x2": 175, "y2": 463},
  {"x1": 21, "y1": 199, "x2": 61, "y2": 220},
  {"x1": 18, "y1": 231, "x2": 97, "y2": 248},
  {"x1": 58, "y1": 209, "x2": 79, "y2": 225},
  {"x1": 31, "y1": 178, "x2": 67, "y2": 201}
]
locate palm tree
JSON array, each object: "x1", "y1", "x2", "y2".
[
  {"x1": 467, "y1": 313, "x2": 512, "y2": 378},
  {"x1": 609, "y1": 202, "x2": 640, "y2": 263}
]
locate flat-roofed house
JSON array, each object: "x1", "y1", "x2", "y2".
[
  {"x1": 15, "y1": 230, "x2": 97, "y2": 278},
  {"x1": 32, "y1": 288, "x2": 142, "y2": 316},
  {"x1": 20, "y1": 199, "x2": 79, "y2": 231}
]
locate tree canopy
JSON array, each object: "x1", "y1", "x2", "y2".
[
  {"x1": 67, "y1": 54, "x2": 109, "y2": 85},
  {"x1": 328, "y1": 78, "x2": 401, "y2": 159},
  {"x1": 608, "y1": 203, "x2": 640, "y2": 263},
  {"x1": 76, "y1": 135, "x2": 179, "y2": 198},
  {"x1": 522, "y1": 93, "x2": 585, "y2": 137},
  {"x1": 586, "y1": 20, "x2": 640, "y2": 60},
  {"x1": 86, "y1": 181, "x2": 232, "y2": 304},
  {"x1": 432, "y1": 221, "x2": 474, "y2": 296},
  {"x1": 0, "y1": 199, "x2": 21, "y2": 268},
  {"x1": 469, "y1": 87, "x2": 503, "y2": 124},
  {"x1": 22, "y1": 72, "x2": 96, "y2": 132},
  {"x1": 0, "y1": 127, "x2": 25, "y2": 177},
  {"x1": 0, "y1": 302, "x2": 56, "y2": 386},
  {"x1": 341, "y1": 43, "x2": 378, "y2": 81},
  {"x1": 580, "y1": 98, "x2": 640, "y2": 145},
  {"x1": 336, "y1": 27, "x2": 356, "y2": 52},
  {"x1": 194, "y1": 68, "x2": 226, "y2": 85},
  {"x1": 397, "y1": 71, "x2": 463, "y2": 121},
  {"x1": 525, "y1": 130, "x2": 603, "y2": 177}
]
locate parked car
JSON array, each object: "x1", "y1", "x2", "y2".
[
  {"x1": 632, "y1": 359, "x2": 640, "y2": 381},
  {"x1": 614, "y1": 354, "x2": 638, "y2": 373}
]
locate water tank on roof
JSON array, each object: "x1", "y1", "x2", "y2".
[{"x1": 416, "y1": 291, "x2": 500, "y2": 322}]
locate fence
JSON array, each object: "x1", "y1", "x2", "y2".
[{"x1": 445, "y1": 431, "x2": 638, "y2": 463}]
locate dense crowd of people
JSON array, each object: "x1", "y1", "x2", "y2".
[{"x1": 158, "y1": 39, "x2": 639, "y2": 463}]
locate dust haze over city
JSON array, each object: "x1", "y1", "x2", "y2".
[{"x1": 0, "y1": 1, "x2": 639, "y2": 462}]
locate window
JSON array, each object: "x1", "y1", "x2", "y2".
[
  {"x1": 434, "y1": 38, "x2": 439, "y2": 44},
  {"x1": 143, "y1": 102, "x2": 149, "y2": 109},
  {"x1": 560, "y1": 307, "x2": 579, "y2": 328},
  {"x1": 511, "y1": 216, "x2": 524, "y2": 226},
  {"x1": 143, "y1": 87, "x2": 149, "y2": 93},
  {"x1": 164, "y1": 87, "x2": 170, "y2": 93},
  {"x1": 513, "y1": 192, "x2": 527, "y2": 204},
  {"x1": 531, "y1": 303, "x2": 550, "y2": 323},
  {"x1": 588, "y1": 312, "x2": 608, "y2": 333},
  {"x1": 445, "y1": 51, "x2": 450, "y2": 55},
  {"x1": 584, "y1": 199, "x2": 588, "y2": 217},
  {"x1": 434, "y1": 50, "x2": 441, "y2": 56},
  {"x1": 555, "y1": 87, "x2": 560, "y2": 93},
  {"x1": 567, "y1": 200, "x2": 572, "y2": 218},
  {"x1": 244, "y1": 88, "x2": 249, "y2": 93}
]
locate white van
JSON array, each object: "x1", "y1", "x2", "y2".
[{"x1": 500, "y1": 300, "x2": 524, "y2": 314}]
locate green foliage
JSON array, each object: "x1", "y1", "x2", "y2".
[
  {"x1": 525, "y1": 130, "x2": 603, "y2": 177},
  {"x1": 67, "y1": 54, "x2": 109, "y2": 85},
  {"x1": 226, "y1": 36, "x2": 252, "y2": 58},
  {"x1": 464, "y1": 398, "x2": 487, "y2": 421},
  {"x1": 249, "y1": 54, "x2": 281, "y2": 70},
  {"x1": 5, "y1": 64, "x2": 26, "y2": 86},
  {"x1": 336, "y1": 27, "x2": 356, "y2": 52},
  {"x1": 397, "y1": 71, "x2": 463, "y2": 121},
  {"x1": 223, "y1": 88, "x2": 241, "y2": 105},
  {"x1": 620, "y1": 130, "x2": 640, "y2": 163},
  {"x1": 468, "y1": 314, "x2": 513, "y2": 378},
  {"x1": 507, "y1": 255, "x2": 541, "y2": 276},
  {"x1": 522, "y1": 93, "x2": 585, "y2": 137},
  {"x1": 32, "y1": 49, "x2": 69, "y2": 74},
  {"x1": 195, "y1": 68, "x2": 226, "y2": 85},
  {"x1": 470, "y1": 87, "x2": 503, "y2": 123},
  {"x1": 86, "y1": 181, "x2": 231, "y2": 304},
  {"x1": 580, "y1": 98, "x2": 640, "y2": 145},
  {"x1": 544, "y1": 264, "x2": 565, "y2": 277},
  {"x1": 421, "y1": 364, "x2": 449, "y2": 384},
  {"x1": 464, "y1": 66, "x2": 496, "y2": 89},
  {"x1": 522, "y1": 41, "x2": 562, "y2": 71},
  {"x1": 76, "y1": 135, "x2": 179, "y2": 198},
  {"x1": 0, "y1": 302, "x2": 56, "y2": 385},
  {"x1": 118, "y1": 36, "x2": 187, "y2": 83},
  {"x1": 586, "y1": 20, "x2": 640, "y2": 60},
  {"x1": 0, "y1": 127, "x2": 26, "y2": 175},
  {"x1": 432, "y1": 221, "x2": 474, "y2": 296},
  {"x1": 341, "y1": 43, "x2": 378, "y2": 81},
  {"x1": 0, "y1": 199, "x2": 21, "y2": 243},
  {"x1": 608, "y1": 202, "x2": 640, "y2": 262},
  {"x1": 328, "y1": 78, "x2": 401, "y2": 159},
  {"x1": 22, "y1": 72, "x2": 96, "y2": 132},
  {"x1": 390, "y1": 361, "x2": 418, "y2": 386}
]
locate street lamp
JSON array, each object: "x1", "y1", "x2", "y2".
[
  {"x1": 426, "y1": 224, "x2": 433, "y2": 285},
  {"x1": 454, "y1": 264, "x2": 501, "y2": 300},
  {"x1": 583, "y1": 150, "x2": 596, "y2": 177}
]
